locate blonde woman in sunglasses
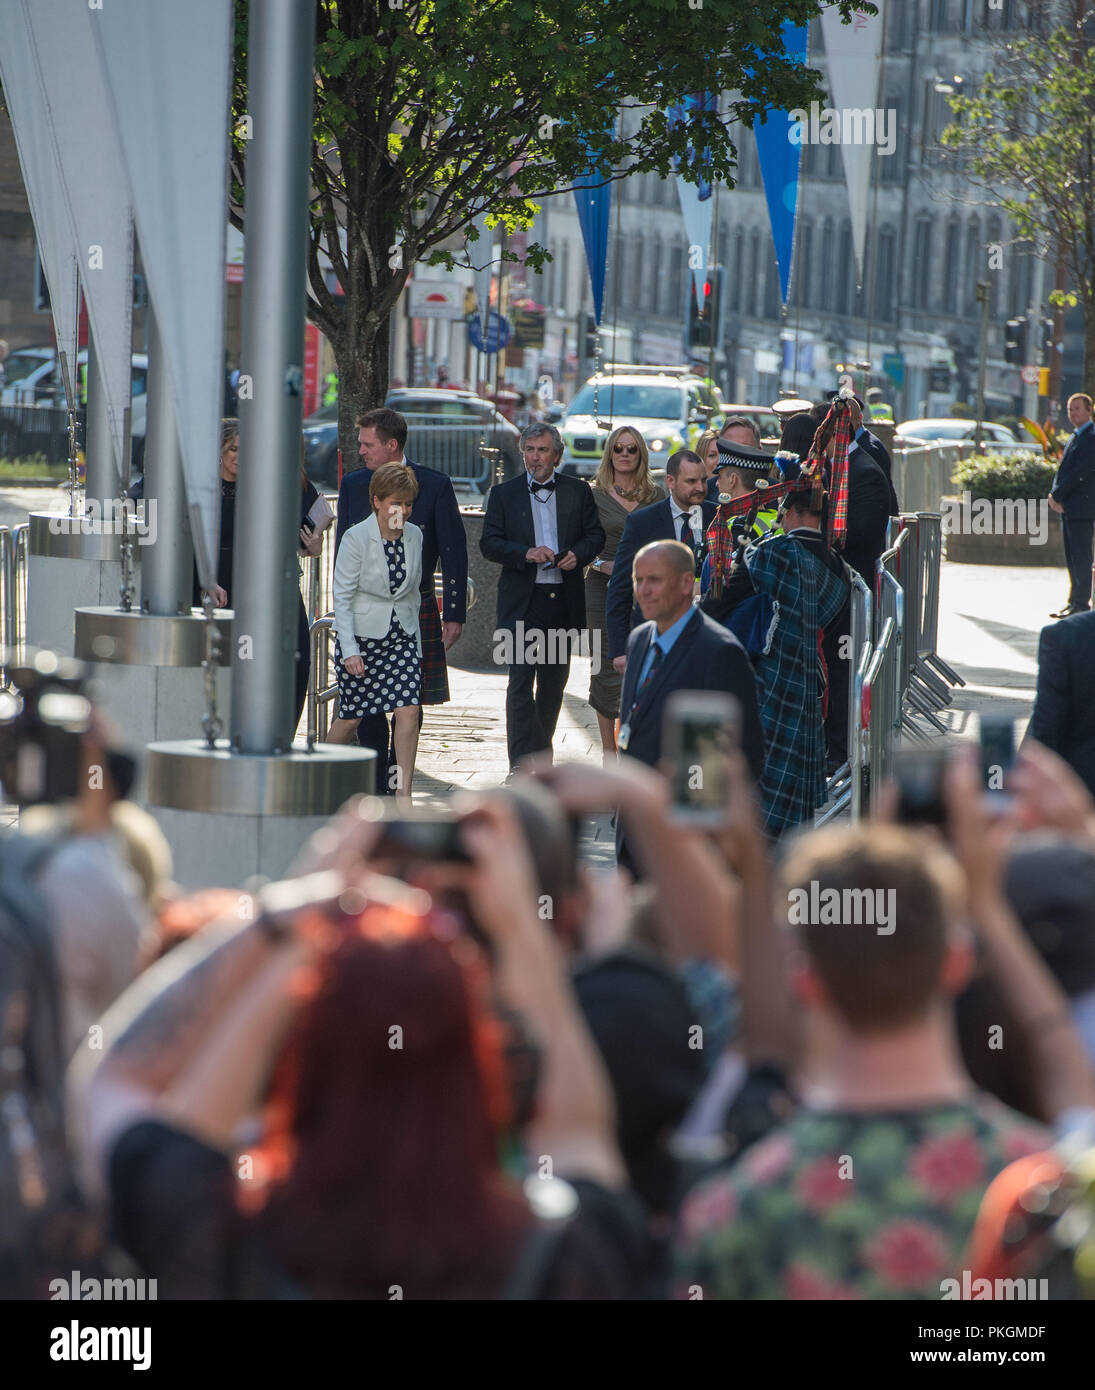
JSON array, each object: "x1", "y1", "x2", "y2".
[{"x1": 587, "y1": 426, "x2": 666, "y2": 761}]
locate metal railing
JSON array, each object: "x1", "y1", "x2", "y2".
[
  {"x1": 817, "y1": 571, "x2": 872, "y2": 827},
  {"x1": 306, "y1": 572, "x2": 478, "y2": 746},
  {"x1": 0, "y1": 404, "x2": 72, "y2": 465}
]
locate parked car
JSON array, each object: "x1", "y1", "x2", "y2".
[
  {"x1": 302, "y1": 387, "x2": 523, "y2": 490},
  {"x1": 560, "y1": 365, "x2": 725, "y2": 476},
  {"x1": 895, "y1": 418, "x2": 1040, "y2": 458},
  {"x1": 0, "y1": 346, "x2": 148, "y2": 468}
]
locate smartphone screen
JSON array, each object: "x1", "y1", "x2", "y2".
[
  {"x1": 892, "y1": 745, "x2": 948, "y2": 826},
  {"x1": 979, "y1": 713, "x2": 1016, "y2": 803},
  {"x1": 662, "y1": 691, "x2": 742, "y2": 827}
]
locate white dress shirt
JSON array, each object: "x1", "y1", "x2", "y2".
[{"x1": 528, "y1": 468, "x2": 562, "y2": 583}]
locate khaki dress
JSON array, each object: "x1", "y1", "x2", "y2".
[{"x1": 586, "y1": 483, "x2": 667, "y2": 717}]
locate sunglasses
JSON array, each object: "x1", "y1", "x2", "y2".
[{"x1": 613, "y1": 443, "x2": 639, "y2": 455}]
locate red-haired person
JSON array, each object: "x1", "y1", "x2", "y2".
[{"x1": 72, "y1": 799, "x2": 644, "y2": 1299}]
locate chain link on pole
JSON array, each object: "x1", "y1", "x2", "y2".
[{"x1": 200, "y1": 590, "x2": 223, "y2": 749}]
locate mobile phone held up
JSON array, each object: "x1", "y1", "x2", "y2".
[
  {"x1": 893, "y1": 745, "x2": 948, "y2": 826},
  {"x1": 661, "y1": 690, "x2": 741, "y2": 828},
  {"x1": 371, "y1": 810, "x2": 472, "y2": 863},
  {"x1": 979, "y1": 712, "x2": 1017, "y2": 811}
]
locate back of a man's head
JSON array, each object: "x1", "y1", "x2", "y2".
[{"x1": 781, "y1": 824, "x2": 962, "y2": 1035}]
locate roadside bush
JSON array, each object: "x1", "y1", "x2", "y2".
[{"x1": 951, "y1": 451, "x2": 1055, "y2": 501}]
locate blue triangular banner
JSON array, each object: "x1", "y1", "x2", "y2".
[
  {"x1": 573, "y1": 171, "x2": 612, "y2": 325},
  {"x1": 754, "y1": 21, "x2": 808, "y2": 306}
]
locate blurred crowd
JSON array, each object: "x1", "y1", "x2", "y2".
[{"x1": 4, "y1": 648, "x2": 1095, "y2": 1301}]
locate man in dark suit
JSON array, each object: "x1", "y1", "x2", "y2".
[
  {"x1": 1026, "y1": 606, "x2": 1095, "y2": 798},
  {"x1": 841, "y1": 439, "x2": 894, "y2": 588},
  {"x1": 615, "y1": 540, "x2": 764, "y2": 870},
  {"x1": 1048, "y1": 393, "x2": 1095, "y2": 618},
  {"x1": 606, "y1": 449, "x2": 716, "y2": 670},
  {"x1": 335, "y1": 406, "x2": 468, "y2": 792},
  {"x1": 480, "y1": 422, "x2": 605, "y2": 770},
  {"x1": 850, "y1": 395, "x2": 899, "y2": 514}
]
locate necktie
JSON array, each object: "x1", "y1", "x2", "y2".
[
  {"x1": 637, "y1": 642, "x2": 663, "y2": 699},
  {"x1": 678, "y1": 512, "x2": 690, "y2": 544}
]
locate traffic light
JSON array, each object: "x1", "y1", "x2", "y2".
[
  {"x1": 1040, "y1": 318, "x2": 1055, "y2": 362},
  {"x1": 582, "y1": 311, "x2": 598, "y2": 360},
  {"x1": 687, "y1": 267, "x2": 722, "y2": 351},
  {"x1": 1004, "y1": 317, "x2": 1027, "y2": 366}
]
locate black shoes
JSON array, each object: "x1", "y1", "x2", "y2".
[{"x1": 1051, "y1": 603, "x2": 1092, "y2": 619}]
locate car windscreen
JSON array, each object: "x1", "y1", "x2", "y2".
[
  {"x1": 3, "y1": 353, "x2": 50, "y2": 384},
  {"x1": 900, "y1": 423, "x2": 968, "y2": 440},
  {"x1": 568, "y1": 383, "x2": 683, "y2": 419}
]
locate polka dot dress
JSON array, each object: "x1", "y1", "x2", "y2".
[{"x1": 335, "y1": 538, "x2": 422, "y2": 717}]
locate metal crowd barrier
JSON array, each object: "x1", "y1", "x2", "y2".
[
  {"x1": 824, "y1": 504, "x2": 966, "y2": 820},
  {"x1": 306, "y1": 572, "x2": 478, "y2": 746},
  {"x1": 817, "y1": 571, "x2": 872, "y2": 827},
  {"x1": 0, "y1": 522, "x2": 28, "y2": 686}
]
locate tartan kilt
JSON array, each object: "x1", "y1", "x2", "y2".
[{"x1": 418, "y1": 588, "x2": 450, "y2": 705}]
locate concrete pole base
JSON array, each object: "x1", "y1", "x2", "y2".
[
  {"x1": 73, "y1": 607, "x2": 233, "y2": 800},
  {"x1": 26, "y1": 512, "x2": 136, "y2": 657},
  {"x1": 143, "y1": 739, "x2": 376, "y2": 888}
]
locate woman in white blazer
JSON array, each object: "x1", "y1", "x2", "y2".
[{"x1": 326, "y1": 463, "x2": 423, "y2": 802}]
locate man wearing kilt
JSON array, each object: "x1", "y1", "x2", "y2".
[{"x1": 335, "y1": 407, "x2": 468, "y2": 794}]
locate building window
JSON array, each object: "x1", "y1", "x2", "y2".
[
  {"x1": 836, "y1": 222, "x2": 853, "y2": 315},
  {"x1": 818, "y1": 220, "x2": 834, "y2": 311},
  {"x1": 748, "y1": 230, "x2": 760, "y2": 317},
  {"x1": 826, "y1": 141, "x2": 841, "y2": 180},
  {"x1": 649, "y1": 239, "x2": 663, "y2": 314},
  {"x1": 875, "y1": 227, "x2": 895, "y2": 322},
  {"x1": 764, "y1": 248, "x2": 781, "y2": 319},
  {"x1": 797, "y1": 220, "x2": 813, "y2": 310},
  {"x1": 986, "y1": 216, "x2": 1003, "y2": 318},
  {"x1": 931, "y1": 0, "x2": 948, "y2": 30},
  {"x1": 943, "y1": 218, "x2": 961, "y2": 312},
  {"x1": 732, "y1": 228, "x2": 745, "y2": 313},
  {"x1": 559, "y1": 242, "x2": 570, "y2": 311},
  {"x1": 880, "y1": 97, "x2": 901, "y2": 181},
  {"x1": 913, "y1": 218, "x2": 933, "y2": 309},
  {"x1": 963, "y1": 219, "x2": 981, "y2": 318}
]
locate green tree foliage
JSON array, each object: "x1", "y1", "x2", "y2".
[
  {"x1": 229, "y1": 0, "x2": 866, "y2": 459},
  {"x1": 940, "y1": 18, "x2": 1095, "y2": 391}
]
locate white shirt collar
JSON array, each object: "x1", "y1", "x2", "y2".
[{"x1": 527, "y1": 468, "x2": 557, "y2": 488}]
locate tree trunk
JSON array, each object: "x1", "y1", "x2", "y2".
[
  {"x1": 331, "y1": 312, "x2": 391, "y2": 479},
  {"x1": 1084, "y1": 292, "x2": 1095, "y2": 399}
]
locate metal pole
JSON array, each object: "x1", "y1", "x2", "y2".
[
  {"x1": 974, "y1": 281, "x2": 989, "y2": 452},
  {"x1": 84, "y1": 332, "x2": 117, "y2": 509},
  {"x1": 230, "y1": 0, "x2": 316, "y2": 754},
  {"x1": 142, "y1": 304, "x2": 194, "y2": 615}
]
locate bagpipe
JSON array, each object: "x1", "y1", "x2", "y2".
[{"x1": 704, "y1": 392, "x2": 854, "y2": 598}]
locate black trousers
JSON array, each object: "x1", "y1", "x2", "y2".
[
  {"x1": 505, "y1": 585, "x2": 571, "y2": 768},
  {"x1": 1062, "y1": 516, "x2": 1094, "y2": 607}
]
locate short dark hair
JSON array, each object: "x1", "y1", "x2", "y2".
[
  {"x1": 780, "y1": 412, "x2": 817, "y2": 460},
  {"x1": 666, "y1": 449, "x2": 702, "y2": 478},
  {"x1": 356, "y1": 407, "x2": 408, "y2": 450}
]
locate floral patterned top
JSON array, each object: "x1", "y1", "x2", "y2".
[{"x1": 672, "y1": 1098, "x2": 1049, "y2": 1300}]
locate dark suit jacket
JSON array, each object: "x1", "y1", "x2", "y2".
[
  {"x1": 840, "y1": 446, "x2": 893, "y2": 588},
  {"x1": 335, "y1": 459, "x2": 468, "y2": 622},
  {"x1": 605, "y1": 497, "x2": 718, "y2": 659},
  {"x1": 618, "y1": 608, "x2": 765, "y2": 782},
  {"x1": 480, "y1": 471, "x2": 605, "y2": 633},
  {"x1": 857, "y1": 428, "x2": 899, "y2": 513},
  {"x1": 1051, "y1": 423, "x2": 1095, "y2": 520},
  {"x1": 1026, "y1": 610, "x2": 1095, "y2": 798}
]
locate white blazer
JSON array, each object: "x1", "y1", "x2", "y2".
[{"x1": 333, "y1": 514, "x2": 424, "y2": 658}]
